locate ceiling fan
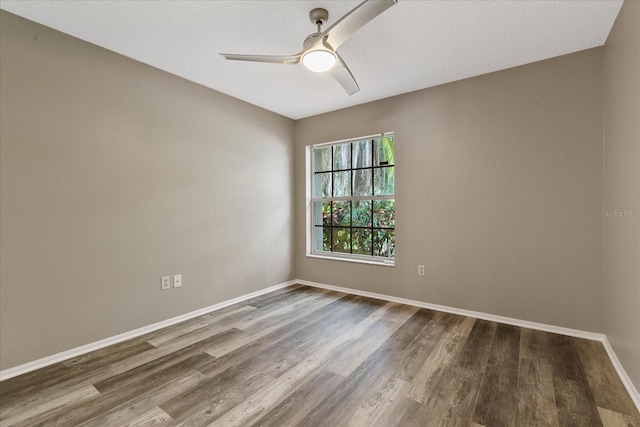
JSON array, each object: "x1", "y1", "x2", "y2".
[{"x1": 220, "y1": 0, "x2": 397, "y2": 96}]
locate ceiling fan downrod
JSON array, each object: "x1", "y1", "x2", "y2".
[{"x1": 309, "y1": 7, "x2": 329, "y2": 34}]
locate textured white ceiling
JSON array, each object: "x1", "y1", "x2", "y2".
[{"x1": 0, "y1": 0, "x2": 622, "y2": 119}]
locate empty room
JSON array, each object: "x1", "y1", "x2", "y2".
[{"x1": 0, "y1": 0, "x2": 638, "y2": 426}]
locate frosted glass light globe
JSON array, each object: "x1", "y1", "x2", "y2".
[{"x1": 302, "y1": 50, "x2": 336, "y2": 72}]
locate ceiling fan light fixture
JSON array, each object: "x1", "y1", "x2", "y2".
[
  {"x1": 302, "y1": 49, "x2": 336, "y2": 73},
  {"x1": 220, "y1": 0, "x2": 398, "y2": 94}
]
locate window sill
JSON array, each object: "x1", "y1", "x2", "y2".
[{"x1": 306, "y1": 253, "x2": 395, "y2": 267}]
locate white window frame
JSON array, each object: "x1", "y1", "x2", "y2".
[{"x1": 305, "y1": 132, "x2": 395, "y2": 267}]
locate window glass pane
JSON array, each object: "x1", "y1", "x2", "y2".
[
  {"x1": 353, "y1": 140, "x2": 372, "y2": 168},
  {"x1": 374, "y1": 136, "x2": 394, "y2": 166},
  {"x1": 374, "y1": 166, "x2": 394, "y2": 196},
  {"x1": 333, "y1": 171, "x2": 351, "y2": 197},
  {"x1": 353, "y1": 169, "x2": 372, "y2": 196},
  {"x1": 352, "y1": 229, "x2": 372, "y2": 255},
  {"x1": 314, "y1": 226, "x2": 331, "y2": 251},
  {"x1": 333, "y1": 144, "x2": 351, "y2": 170},
  {"x1": 373, "y1": 199, "x2": 394, "y2": 228},
  {"x1": 314, "y1": 226, "x2": 328, "y2": 251},
  {"x1": 352, "y1": 200, "x2": 372, "y2": 227},
  {"x1": 331, "y1": 200, "x2": 350, "y2": 226},
  {"x1": 332, "y1": 227, "x2": 351, "y2": 253},
  {"x1": 314, "y1": 201, "x2": 331, "y2": 226},
  {"x1": 373, "y1": 229, "x2": 395, "y2": 257},
  {"x1": 314, "y1": 172, "x2": 331, "y2": 197},
  {"x1": 323, "y1": 227, "x2": 332, "y2": 251},
  {"x1": 313, "y1": 147, "x2": 332, "y2": 172}
]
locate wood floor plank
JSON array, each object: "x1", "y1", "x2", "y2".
[
  {"x1": 546, "y1": 333, "x2": 589, "y2": 382},
  {"x1": 0, "y1": 363, "x2": 86, "y2": 409},
  {"x1": 121, "y1": 406, "x2": 173, "y2": 427},
  {"x1": 239, "y1": 284, "x2": 305, "y2": 308},
  {"x1": 598, "y1": 406, "x2": 639, "y2": 427},
  {"x1": 455, "y1": 319, "x2": 498, "y2": 373},
  {"x1": 0, "y1": 377, "x2": 95, "y2": 422},
  {"x1": 418, "y1": 366, "x2": 483, "y2": 427},
  {"x1": 161, "y1": 352, "x2": 293, "y2": 423},
  {"x1": 382, "y1": 397, "x2": 426, "y2": 427},
  {"x1": 519, "y1": 328, "x2": 554, "y2": 364},
  {"x1": 232, "y1": 289, "x2": 335, "y2": 331},
  {"x1": 251, "y1": 370, "x2": 347, "y2": 427},
  {"x1": 576, "y1": 338, "x2": 640, "y2": 422},
  {"x1": 408, "y1": 314, "x2": 476, "y2": 404},
  {"x1": 146, "y1": 305, "x2": 255, "y2": 347},
  {"x1": 0, "y1": 384, "x2": 99, "y2": 427},
  {"x1": 516, "y1": 358, "x2": 559, "y2": 427},
  {"x1": 2, "y1": 285, "x2": 637, "y2": 427},
  {"x1": 162, "y1": 370, "x2": 277, "y2": 426},
  {"x1": 329, "y1": 303, "x2": 420, "y2": 377},
  {"x1": 295, "y1": 361, "x2": 393, "y2": 426},
  {"x1": 159, "y1": 335, "x2": 304, "y2": 421},
  {"x1": 554, "y1": 377, "x2": 603, "y2": 427},
  {"x1": 473, "y1": 323, "x2": 521, "y2": 427},
  {"x1": 346, "y1": 376, "x2": 412, "y2": 427},
  {"x1": 0, "y1": 362, "x2": 72, "y2": 400},
  {"x1": 97, "y1": 326, "x2": 241, "y2": 384},
  {"x1": 138, "y1": 301, "x2": 256, "y2": 345},
  {"x1": 390, "y1": 309, "x2": 448, "y2": 382},
  {"x1": 63, "y1": 339, "x2": 155, "y2": 371},
  {"x1": 77, "y1": 372, "x2": 203, "y2": 427}
]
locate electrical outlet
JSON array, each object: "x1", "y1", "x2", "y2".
[
  {"x1": 161, "y1": 276, "x2": 171, "y2": 290},
  {"x1": 418, "y1": 265, "x2": 425, "y2": 276},
  {"x1": 173, "y1": 274, "x2": 182, "y2": 288}
]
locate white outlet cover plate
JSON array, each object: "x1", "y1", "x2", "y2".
[
  {"x1": 161, "y1": 276, "x2": 171, "y2": 290},
  {"x1": 174, "y1": 274, "x2": 182, "y2": 288}
]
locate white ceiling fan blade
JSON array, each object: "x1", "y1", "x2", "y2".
[
  {"x1": 322, "y1": 0, "x2": 397, "y2": 50},
  {"x1": 330, "y1": 53, "x2": 360, "y2": 95},
  {"x1": 220, "y1": 53, "x2": 301, "y2": 65}
]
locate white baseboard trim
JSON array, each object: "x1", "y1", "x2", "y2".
[
  {"x1": 297, "y1": 279, "x2": 640, "y2": 413},
  {"x1": 0, "y1": 280, "x2": 297, "y2": 382},
  {"x1": 297, "y1": 280, "x2": 604, "y2": 341},
  {"x1": 602, "y1": 337, "x2": 640, "y2": 410}
]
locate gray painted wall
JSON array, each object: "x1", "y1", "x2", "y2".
[
  {"x1": 603, "y1": 0, "x2": 640, "y2": 390},
  {"x1": 295, "y1": 48, "x2": 604, "y2": 333},
  {"x1": 1, "y1": 4, "x2": 637, "y2": 397},
  {"x1": 0, "y1": 11, "x2": 295, "y2": 370}
]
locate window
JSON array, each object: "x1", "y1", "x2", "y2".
[{"x1": 307, "y1": 133, "x2": 395, "y2": 265}]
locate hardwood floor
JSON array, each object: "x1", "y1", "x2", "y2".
[{"x1": 1, "y1": 285, "x2": 638, "y2": 426}]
